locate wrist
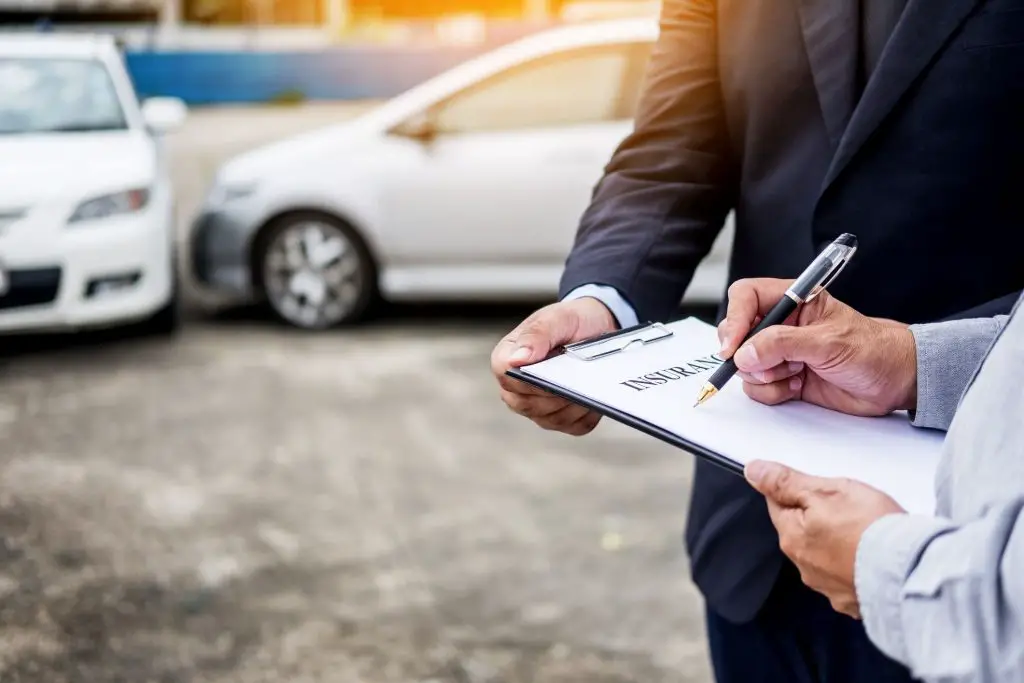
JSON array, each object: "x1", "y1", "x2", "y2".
[
  {"x1": 572, "y1": 296, "x2": 619, "y2": 332},
  {"x1": 890, "y1": 324, "x2": 918, "y2": 412},
  {"x1": 868, "y1": 317, "x2": 918, "y2": 412}
]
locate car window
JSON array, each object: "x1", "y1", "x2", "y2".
[
  {"x1": 433, "y1": 44, "x2": 639, "y2": 134},
  {"x1": 0, "y1": 57, "x2": 129, "y2": 135}
]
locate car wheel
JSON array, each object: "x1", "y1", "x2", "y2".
[{"x1": 257, "y1": 213, "x2": 376, "y2": 330}]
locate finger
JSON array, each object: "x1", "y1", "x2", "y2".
[
  {"x1": 743, "y1": 375, "x2": 804, "y2": 404},
  {"x1": 496, "y1": 370, "x2": 555, "y2": 397},
  {"x1": 718, "y1": 315, "x2": 763, "y2": 357},
  {"x1": 764, "y1": 501, "x2": 804, "y2": 560},
  {"x1": 509, "y1": 307, "x2": 580, "y2": 366},
  {"x1": 494, "y1": 349, "x2": 556, "y2": 396},
  {"x1": 840, "y1": 603, "x2": 863, "y2": 620},
  {"x1": 489, "y1": 308, "x2": 569, "y2": 380},
  {"x1": 559, "y1": 410, "x2": 603, "y2": 437},
  {"x1": 501, "y1": 389, "x2": 570, "y2": 419},
  {"x1": 744, "y1": 460, "x2": 820, "y2": 508},
  {"x1": 534, "y1": 403, "x2": 595, "y2": 433},
  {"x1": 737, "y1": 362, "x2": 805, "y2": 385},
  {"x1": 733, "y1": 324, "x2": 835, "y2": 374},
  {"x1": 720, "y1": 278, "x2": 795, "y2": 356},
  {"x1": 491, "y1": 318, "x2": 564, "y2": 397},
  {"x1": 763, "y1": 497, "x2": 788, "y2": 528},
  {"x1": 491, "y1": 337, "x2": 524, "y2": 380}
]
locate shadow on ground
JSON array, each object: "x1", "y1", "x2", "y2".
[{"x1": 0, "y1": 301, "x2": 719, "y2": 362}]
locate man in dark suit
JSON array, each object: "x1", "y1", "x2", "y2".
[{"x1": 491, "y1": 0, "x2": 1024, "y2": 681}]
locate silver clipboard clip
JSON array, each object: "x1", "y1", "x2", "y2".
[{"x1": 563, "y1": 322, "x2": 674, "y2": 361}]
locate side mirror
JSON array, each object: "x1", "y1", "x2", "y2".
[
  {"x1": 141, "y1": 97, "x2": 188, "y2": 134},
  {"x1": 395, "y1": 113, "x2": 439, "y2": 145}
]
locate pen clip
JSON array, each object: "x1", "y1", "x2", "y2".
[{"x1": 805, "y1": 245, "x2": 857, "y2": 303}]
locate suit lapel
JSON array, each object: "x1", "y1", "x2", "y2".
[
  {"x1": 821, "y1": 0, "x2": 984, "y2": 191},
  {"x1": 796, "y1": 0, "x2": 859, "y2": 149}
]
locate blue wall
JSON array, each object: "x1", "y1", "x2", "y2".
[
  {"x1": 124, "y1": 46, "x2": 494, "y2": 104},
  {"x1": 124, "y1": 24, "x2": 550, "y2": 105}
]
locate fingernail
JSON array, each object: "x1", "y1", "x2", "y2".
[
  {"x1": 788, "y1": 362, "x2": 804, "y2": 374},
  {"x1": 734, "y1": 344, "x2": 758, "y2": 368},
  {"x1": 745, "y1": 461, "x2": 769, "y2": 485},
  {"x1": 790, "y1": 376, "x2": 803, "y2": 392},
  {"x1": 510, "y1": 347, "x2": 532, "y2": 364}
]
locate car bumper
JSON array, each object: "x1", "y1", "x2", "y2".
[
  {"x1": 191, "y1": 208, "x2": 256, "y2": 301},
  {"x1": 0, "y1": 208, "x2": 174, "y2": 334}
]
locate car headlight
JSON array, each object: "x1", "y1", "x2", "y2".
[
  {"x1": 68, "y1": 188, "x2": 151, "y2": 224},
  {"x1": 205, "y1": 180, "x2": 257, "y2": 207}
]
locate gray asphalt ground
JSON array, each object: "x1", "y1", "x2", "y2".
[{"x1": 0, "y1": 103, "x2": 714, "y2": 683}]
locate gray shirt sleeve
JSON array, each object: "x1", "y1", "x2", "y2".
[
  {"x1": 908, "y1": 316, "x2": 1008, "y2": 431},
  {"x1": 855, "y1": 501, "x2": 1024, "y2": 682}
]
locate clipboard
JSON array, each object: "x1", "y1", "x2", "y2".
[
  {"x1": 507, "y1": 321, "x2": 746, "y2": 477},
  {"x1": 504, "y1": 315, "x2": 943, "y2": 519}
]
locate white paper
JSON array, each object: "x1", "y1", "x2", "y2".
[{"x1": 521, "y1": 317, "x2": 942, "y2": 515}]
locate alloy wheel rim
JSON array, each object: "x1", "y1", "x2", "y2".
[{"x1": 262, "y1": 221, "x2": 364, "y2": 329}]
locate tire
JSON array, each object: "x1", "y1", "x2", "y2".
[{"x1": 255, "y1": 213, "x2": 376, "y2": 330}]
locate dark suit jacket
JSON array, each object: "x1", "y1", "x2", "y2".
[{"x1": 559, "y1": 0, "x2": 1024, "y2": 623}]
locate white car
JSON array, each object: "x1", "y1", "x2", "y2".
[
  {"x1": 0, "y1": 34, "x2": 187, "y2": 336},
  {"x1": 192, "y1": 18, "x2": 733, "y2": 330}
]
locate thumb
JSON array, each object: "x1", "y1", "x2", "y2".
[
  {"x1": 509, "y1": 309, "x2": 579, "y2": 366},
  {"x1": 733, "y1": 325, "x2": 827, "y2": 373},
  {"x1": 745, "y1": 461, "x2": 816, "y2": 508}
]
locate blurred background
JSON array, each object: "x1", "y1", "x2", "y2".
[{"x1": 0, "y1": 1, "x2": 733, "y2": 680}]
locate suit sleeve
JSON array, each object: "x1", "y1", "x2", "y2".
[
  {"x1": 558, "y1": 0, "x2": 736, "y2": 323},
  {"x1": 941, "y1": 290, "x2": 1022, "y2": 322}
]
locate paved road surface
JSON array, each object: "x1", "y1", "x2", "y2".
[{"x1": 0, "y1": 103, "x2": 714, "y2": 683}]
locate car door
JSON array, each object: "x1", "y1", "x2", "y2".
[{"x1": 379, "y1": 40, "x2": 652, "y2": 268}]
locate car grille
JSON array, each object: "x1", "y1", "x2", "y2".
[{"x1": 0, "y1": 267, "x2": 62, "y2": 311}]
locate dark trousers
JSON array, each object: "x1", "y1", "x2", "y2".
[{"x1": 705, "y1": 562, "x2": 918, "y2": 683}]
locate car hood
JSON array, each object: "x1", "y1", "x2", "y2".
[
  {"x1": 216, "y1": 118, "x2": 379, "y2": 183},
  {"x1": 0, "y1": 132, "x2": 157, "y2": 206}
]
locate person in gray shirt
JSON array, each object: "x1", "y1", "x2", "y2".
[{"x1": 713, "y1": 277, "x2": 1022, "y2": 683}]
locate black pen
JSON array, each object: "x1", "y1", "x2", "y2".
[{"x1": 693, "y1": 233, "x2": 859, "y2": 407}]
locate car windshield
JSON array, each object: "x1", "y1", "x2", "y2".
[{"x1": 0, "y1": 57, "x2": 129, "y2": 135}]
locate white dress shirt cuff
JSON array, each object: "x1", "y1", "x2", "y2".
[{"x1": 562, "y1": 284, "x2": 640, "y2": 329}]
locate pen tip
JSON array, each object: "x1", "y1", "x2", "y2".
[{"x1": 693, "y1": 384, "x2": 717, "y2": 407}]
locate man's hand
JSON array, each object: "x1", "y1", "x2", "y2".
[
  {"x1": 718, "y1": 278, "x2": 918, "y2": 416},
  {"x1": 745, "y1": 460, "x2": 906, "y2": 618},
  {"x1": 491, "y1": 297, "x2": 617, "y2": 436}
]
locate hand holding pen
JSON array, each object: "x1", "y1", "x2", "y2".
[
  {"x1": 694, "y1": 234, "x2": 859, "y2": 407},
  {"x1": 695, "y1": 274, "x2": 921, "y2": 417}
]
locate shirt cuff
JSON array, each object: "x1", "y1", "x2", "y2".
[
  {"x1": 908, "y1": 319, "x2": 1000, "y2": 431},
  {"x1": 855, "y1": 513, "x2": 956, "y2": 666},
  {"x1": 562, "y1": 284, "x2": 640, "y2": 329}
]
